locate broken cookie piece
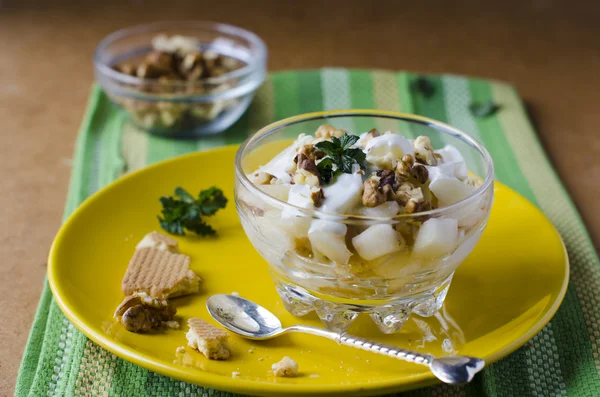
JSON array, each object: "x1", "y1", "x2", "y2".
[
  {"x1": 271, "y1": 356, "x2": 298, "y2": 377},
  {"x1": 136, "y1": 231, "x2": 180, "y2": 253},
  {"x1": 121, "y1": 247, "x2": 200, "y2": 299},
  {"x1": 186, "y1": 318, "x2": 231, "y2": 360},
  {"x1": 114, "y1": 292, "x2": 177, "y2": 333}
]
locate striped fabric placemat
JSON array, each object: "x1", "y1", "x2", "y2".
[{"x1": 16, "y1": 69, "x2": 599, "y2": 397}]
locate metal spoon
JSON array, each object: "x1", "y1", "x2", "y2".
[{"x1": 206, "y1": 294, "x2": 484, "y2": 384}]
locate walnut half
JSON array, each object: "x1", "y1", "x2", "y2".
[
  {"x1": 413, "y1": 136, "x2": 439, "y2": 166},
  {"x1": 315, "y1": 124, "x2": 346, "y2": 140},
  {"x1": 114, "y1": 292, "x2": 177, "y2": 333}
]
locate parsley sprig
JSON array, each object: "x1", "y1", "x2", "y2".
[
  {"x1": 314, "y1": 133, "x2": 366, "y2": 184},
  {"x1": 158, "y1": 186, "x2": 227, "y2": 236}
]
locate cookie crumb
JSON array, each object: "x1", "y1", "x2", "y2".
[
  {"x1": 248, "y1": 348, "x2": 254, "y2": 353},
  {"x1": 176, "y1": 346, "x2": 186, "y2": 354},
  {"x1": 232, "y1": 371, "x2": 241, "y2": 378},
  {"x1": 231, "y1": 291, "x2": 240, "y2": 296},
  {"x1": 271, "y1": 356, "x2": 298, "y2": 377}
]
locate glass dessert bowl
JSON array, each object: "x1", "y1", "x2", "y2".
[
  {"x1": 94, "y1": 21, "x2": 267, "y2": 137},
  {"x1": 234, "y1": 110, "x2": 494, "y2": 334}
]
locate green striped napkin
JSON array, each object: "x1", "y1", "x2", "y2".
[{"x1": 16, "y1": 69, "x2": 599, "y2": 397}]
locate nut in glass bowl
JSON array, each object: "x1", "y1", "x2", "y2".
[
  {"x1": 234, "y1": 110, "x2": 494, "y2": 334},
  {"x1": 94, "y1": 22, "x2": 267, "y2": 138}
]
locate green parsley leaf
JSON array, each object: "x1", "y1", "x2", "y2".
[
  {"x1": 339, "y1": 133, "x2": 360, "y2": 150},
  {"x1": 158, "y1": 186, "x2": 227, "y2": 236},
  {"x1": 174, "y1": 187, "x2": 195, "y2": 203},
  {"x1": 313, "y1": 140, "x2": 337, "y2": 157},
  {"x1": 340, "y1": 155, "x2": 358, "y2": 173},
  {"x1": 314, "y1": 132, "x2": 365, "y2": 184},
  {"x1": 316, "y1": 157, "x2": 335, "y2": 184},
  {"x1": 469, "y1": 100, "x2": 500, "y2": 117}
]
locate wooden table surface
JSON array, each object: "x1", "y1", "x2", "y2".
[{"x1": 1, "y1": 1, "x2": 599, "y2": 394}]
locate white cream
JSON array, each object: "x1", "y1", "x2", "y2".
[
  {"x1": 436, "y1": 145, "x2": 468, "y2": 181},
  {"x1": 257, "y1": 134, "x2": 314, "y2": 183},
  {"x1": 320, "y1": 172, "x2": 364, "y2": 215},
  {"x1": 366, "y1": 134, "x2": 414, "y2": 169}
]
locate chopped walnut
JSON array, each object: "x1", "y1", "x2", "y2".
[
  {"x1": 396, "y1": 154, "x2": 429, "y2": 184},
  {"x1": 368, "y1": 128, "x2": 381, "y2": 138},
  {"x1": 293, "y1": 168, "x2": 320, "y2": 187},
  {"x1": 121, "y1": 305, "x2": 160, "y2": 332},
  {"x1": 405, "y1": 197, "x2": 431, "y2": 214},
  {"x1": 311, "y1": 188, "x2": 325, "y2": 207},
  {"x1": 393, "y1": 181, "x2": 416, "y2": 206},
  {"x1": 315, "y1": 124, "x2": 346, "y2": 139},
  {"x1": 114, "y1": 292, "x2": 177, "y2": 333},
  {"x1": 295, "y1": 145, "x2": 323, "y2": 162},
  {"x1": 376, "y1": 169, "x2": 395, "y2": 187},
  {"x1": 362, "y1": 177, "x2": 387, "y2": 207},
  {"x1": 296, "y1": 156, "x2": 320, "y2": 178},
  {"x1": 413, "y1": 136, "x2": 439, "y2": 165},
  {"x1": 293, "y1": 145, "x2": 321, "y2": 186},
  {"x1": 249, "y1": 172, "x2": 274, "y2": 185},
  {"x1": 412, "y1": 164, "x2": 429, "y2": 184}
]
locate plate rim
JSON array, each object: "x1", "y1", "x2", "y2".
[{"x1": 47, "y1": 145, "x2": 570, "y2": 396}]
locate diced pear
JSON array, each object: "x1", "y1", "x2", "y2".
[
  {"x1": 436, "y1": 145, "x2": 468, "y2": 181},
  {"x1": 352, "y1": 224, "x2": 403, "y2": 261},
  {"x1": 437, "y1": 145, "x2": 465, "y2": 163},
  {"x1": 413, "y1": 218, "x2": 459, "y2": 258},
  {"x1": 358, "y1": 201, "x2": 400, "y2": 218},
  {"x1": 281, "y1": 184, "x2": 315, "y2": 238},
  {"x1": 321, "y1": 173, "x2": 364, "y2": 214},
  {"x1": 308, "y1": 220, "x2": 352, "y2": 264},
  {"x1": 241, "y1": 216, "x2": 294, "y2": 267},
  {"x1": 453, "y1": 201, "x2": 487, "y2": 227},
  {"x1": 372, "y1": 251, "x2": 413, "y2": 278},
  {"x1": 429, "y1": 173, "x2": 474, "y2": 207},
  {"x1": 258, "y1": 183, "x2": 291, "y2": 202},
  {"x1": 442, "y1": 228, "x2": 483, "y2": 270}
]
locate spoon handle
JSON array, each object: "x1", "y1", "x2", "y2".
[
  {"x1": 339, "y1": 333, "x2": 433, "y2": 366},
  {"x1": 286, "y1": 325, "x2": 432, "y2": 366}
]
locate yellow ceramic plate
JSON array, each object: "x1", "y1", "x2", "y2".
[{"x1": 49, "y1": 145, "x2": 568, "y2": 396}]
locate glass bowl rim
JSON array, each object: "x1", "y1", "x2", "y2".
[
  {"x1": 93, "y1": 20, "x2": 268, "y2": 92},
  {"x1": 235, "y1": 109, "x2": 495, "y2": 221}
]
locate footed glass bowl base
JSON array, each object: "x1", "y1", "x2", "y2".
[{"x1": 274, "y1": 276, "x2": 453, "y2": 334}]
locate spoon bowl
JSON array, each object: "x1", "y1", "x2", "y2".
[{"x1": 207, "y1": 294, "x2": 284, "y2": 339}]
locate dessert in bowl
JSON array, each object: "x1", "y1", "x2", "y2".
[
  {"x1": 235, "y1": 110, "x2": 494, "y2": 334},
  {"x1": 94, "y1": 21, "x2": 267, "y2": 137}
]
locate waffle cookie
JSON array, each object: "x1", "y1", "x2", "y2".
[
  {"x1": 121, "y1": 247, "x2": 200, "y2": 299},
  {"x1": 186, "y1": 318, "x2": 231, "y2": 360},
  {"x1": 136, "y1": 231, "x2": 180, "y2": 253}
]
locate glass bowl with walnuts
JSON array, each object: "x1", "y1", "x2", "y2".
[
  {"x1": 235, "y1": 110, "x2": 494, "y2": 334},
  {"x1": 94, "y1": 21, "x2": 267, "y2": 137}
]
